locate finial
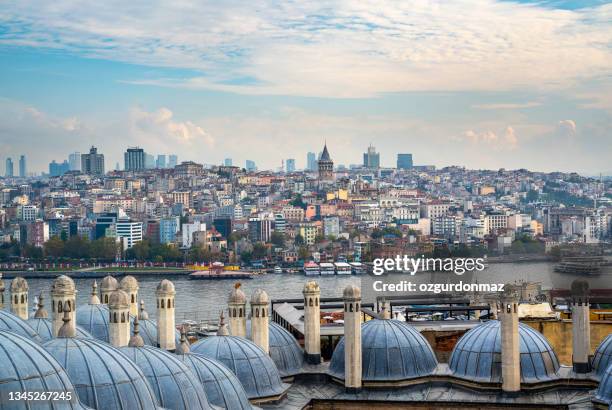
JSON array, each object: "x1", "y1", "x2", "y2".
[
  {"x1": 57, "y1": 306, "x2": 75, "y2": 338},
  {"x1": 217, "y1": 310, "x2": 229, "y2": 336},
  {"x1": 139, "y1": 300, "x2": 149, "y2": 320},
  {"x1": 128, "y1": 317, "x2": 145, "y2": 347},
  {"x1": 175, "y1": 326, "x2": 190, "y2": 354},
  {"x1": 90, "y1": 280, "x2": 100, "y2": 305},
  {"x1": 34, "y1": 292, "x2": 48, "y2": 318},
  {"x1": 234, "y1": 282, "x2": 241, "y2": 290}
]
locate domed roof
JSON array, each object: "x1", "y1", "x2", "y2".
[
  {"x1": 120, "y1": 275, "x2": 139, "y2": 291},
  {"x1": 137, "y1": 317, "x2": 182, "y2": 348},
  {"x1": 303, "y1": 280, "x2": 319, "y2": 293},
  {"x1": 109, "y1": 289, "x2": 129, "y2": 307},
  {"x1": 156, "y1": 279, "x2": 175, "y2": 294},
  {"x1": 100, "y1": 275, "x2": 119, "y2": 291},
  {"x1": 178, "y1": 353, "x2": 253, "y2": 410},
  {"x1": 27, "y1": 317, "x2": 93, "y2": 342},
  {"x1": 228, "y1": 283, "x2": 247, "y2": 304},
  {"x1": 0, "y1": 310, "x2": 42, "y2": 342},
  {"x1": 251, "y1": 288, "x2": 269, "y2": 304},
  {"x1": 10, "y1": 276, "x2": 28, "y2": 292},
  {"x1": 246, "y1": 320, "x2": 304, "y2": 377},
  {"x1": 191, "y1": 335, "x2": 289, "y2": 400},
  {"x1": 120, "y1": 345, "x2": 212, "y2": 410},
  {"x1": 42, "y1": 337, "x2": 159, "y2": 410},
  {"x1": 595, "y1": 363, "x2": 612, "y2": 407},
  {"x1": 343, "y1": 284, "x2": 361, "y2": 299},
  {"x1": 329, "y1": 319, "x2": 437, "y2": 381},
  {"x1": 76, "y1": 304, "x2": 112, "y2": 342},
  {"x1": 0, "y1": 330, "x2": 88, "y2": 409},
  {"x1": 52, "y1": 274, "x2": 76, "y2": 293},
  {"x1": 594, "y1": 335, "x2": 612, "y2": 379},
  {"x1": 449, "y1": 320, "x2": 560, "y2": 383}
]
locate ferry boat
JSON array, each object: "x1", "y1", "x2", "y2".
[
  {"x1": 554, "y1": 256, "x2": 608, "y2": 275},
  {"x1": 319, "y1": 262, "x2": 335, "y2": 275},
  {"x1": 334, "y1": 262, "x2": 352, "y2": 275},
  {"x1": 273, "y1": 266, "x2": 283, "y2": 274},
  {"x1": 303, "y1": 261, "x2": 320, "y2": 276},
  {"x1": 189, "y1": 262, "x2": 254, "y2": 280},
  {"x1": 349, "y1": 262, "x2": 365, "y2": 275}
]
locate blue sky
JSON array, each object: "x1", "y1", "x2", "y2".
[{"x1": 0, "y1": 0, "x2": 611, "y2": 174}]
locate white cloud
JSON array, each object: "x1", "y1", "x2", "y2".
[
  {"x1": 455, "y1": 126, "x2": 519, "y2": 150},
  {"x1": 558, "y1": 119, "x2": 577, "y2": 136},
  {"x1": 130, "y1": 107, "x2": 214, "y2": 146},
  {"x1": 472, "y1": 102, "x2": 542, "y2": 110}
]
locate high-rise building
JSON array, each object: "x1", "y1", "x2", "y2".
[
  {"x1": 19, "y1": 155, "x2": 26, "y2": 177},
  {"x1": 224, "y1": 158, "x2": 233, "y2": 167},
  {"x1": 213, "y1": 217, "x2": 232, "y2": 239},
  {"x1": 49, "y1": 160, "x2": 70, "y2": 177},
  {"x1": 363, "y1": 144, "x2": 380, "y2": 169},
  {"x1": 397, "y1": 153, "x2": 413, "y2": 169},
  {"x1": 286, "y1": 159, "x2": 296, "y2": 173},
  {"x1": 145, "y1": 154, "x2": 155, "y2": 169},
  {"x1": 168, "y1": 154, "x2": 178, "y2": 168},
  {"x1": 307, "y1": 152, "x2": 316, "y2": 171},
  {"x1": 159, "y1": 216, "x2": 180, "y2": 244},
  {"x1": 115, "y1": 218, "x2": 143, "y2": 249},
  {"x1": 245, "y1": 160, "x2": 257, "y2": 172},
  {"x1": 156, "y1": 154, "x2": 167, "y2": 169},
  {"x1": 124, "y1": 147, "x2": 145, "y2": 171},
  {"x1": 318, "y1": 143, "x2": 334, "y2": 181},
  {"x1": 5, "y1": 158, "x2": 13, "y2": 177},
  {"x1": 68, "y1": 152, "x2": 81, "y2": 171},
  {"x1": 81, "y1": 146, "x2": 105, "y2": 175}
]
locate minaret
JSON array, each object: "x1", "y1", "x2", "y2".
[
  {"x1": 343, "y1": 284, "x2": 362, "y2": 393},
  {"x1": 108, "y1": 289, "x2": 131, "y2": 347},
  {"x1": 217, "y1": 311, "x2": 230, "y2": 336},
  {"x1": 100, "y1": 275, "x2": 118, "y2": 304},
  {"x1": 228, "y1": 283, "x2": 247, "y2": 337},
  {"x1": 128, "y1": 317, "x2": 145, "y2": 348},
  {"x1": 51, "y1": 275, "x2": 77, "y2": 337},
  {"x1": 90, "y1": 280, "x2": 100, "y2": 304},
  {"x1": 120, "y1": 275, "x2": 139, "y2": 317},
  {"x1": 34, "y1": 293, "x2": 48, "y2": 318},
  {"x1": 499, "y1": 284, "x2": 520, "y2": 392},
  {"x1": 570, "y1": 279, "x2": 591, "y2": 373},
  {"x1": 0, "y1": 273, "x2": 5, "y2": 309},
  {"x1": 156, "y1": 279, "x2": 176, "y2": 351},
  {"x1": 58, "y1": 306, "x2": 76, "y2": 338},
  {"x1": 139, "y1": 300, "x2": 149, "y2": 320},
  {"x1": 176, "y1": 326, "x2": 190, "y2": 354},
  {"x1": 303, "y1": 281, "x2": 321, "y2": 364},
  {"x1": 250, "y1": 289, "x2": 270, "y2": 354},
  {"x1": 10, "y1": 276, "x2": 29, "y2": 320}
]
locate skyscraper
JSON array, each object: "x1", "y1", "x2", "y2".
[
  {"x1": 81, "y1": 146, "x2": 105, "y2": 175},
  {"x1": 307, "y1": 152, "x2": 316, "y2": 171},
  {"x1": 5, "y1": 158, "x2": 13, "y2": 177},
  {"x1": 156, "y1": 154, "x2": 167, "y2": 168},
  {"x1": 363, "y1": 144, "x2": 380, "y2": 169},
  {"x1": 68, "y1": 152, "x2": 81, "y2": 171},
  {"x1": 286, "y1": 158, "x2": 296, "y2": 173},
  {"x1": 245, "y1": 160, "x2": 257, "y2": 172},
  {"x1": 49, "y1": 160, "x2": 70, "y2": 177},
  {"x1": 124, "y1": 147, "x2": 145, "y2": 171},
  {"x1": 145, "y1": 153, "x2": 155, "y2": 169},
  {"x1": 397, "y1": 153, "x2": 413, "y2": 169},
  {"x1": 19, "y1": 155, "x2": 26, "y2": 177},
  {"x1": 224, "y1": 158, "x2": 233, "y2": 167},
  {"x1": 168, "y1": 154, "x2": 178, "y2": 168}
]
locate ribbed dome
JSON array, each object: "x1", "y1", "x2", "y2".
[
  {"x1": 303, "y1": 280, "x2": 319, "y2": 293},
  {"x1": 27, "y1": 317, "x2": 92, "y2": 342},
  {"x1": 137, "y1": 318, "x2": 182, "y2": 348},
  {"x1": 251, "y1": 288, "x2": 269, "y2": 304},
  {"x1": 343, "y1": 284, "x2": 360, "y2": 299},
  {"x1": 329, "y1": 319, "x2": 437, "y2": 382},
  {"x1": 449, "y1": 320, "x2": 560, "y2": 383},
  {"x1": 10, "y1": 276, "x2": 28, "y2": 292},
  {"x1": 109, "y1": 289, "x2": 129, "y2": 307},
  {"x1": 191, "y1": 335, "x2": 288, "y2": 400},
  {"x1": 0, "y1": 330, "x2": 88, "y2": 409},
  {"x1": 0, "y1": 310, "x2": 42, "y2": 342},
  {"x1": 76, "y1": 304, "x2": 112, "y2": 342},
  {"x1": 595, "y1": 363, "x2": 612, "y2": 407},
  {"x1": 42, "y1": 337, "x2": 159, "y2": 410},
  {"x1": 594, "y1": 335, "x2": 612, "y2": 379},
  {"x1": 246, "y1": 320, "x2": 304, "y2": 377},
  {"x1": 120, "y1": 345, "x2": 212, "y2": 410},
  {"x1": 120, "y1": 275, "x2": 139, "y2": 291},
  {"x1": 100, "y1": 275, "x2": 118, "y2": 291},
  {"x1": 178, "y1": 353, "x2": 253, "y2": 410},
  {"x1": 156, "y1": 279, "x2": 175, "y2": 293},
  {"x1": 52, "y1": 274, "x2": 76, "y2": 292},
  {"x1": 228, "y1": 284, "x2": 247, "y2": 304}
]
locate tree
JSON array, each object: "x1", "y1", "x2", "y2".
[
  {"x1": 289, "y1": 194, "x2": 307, "y2": 210},
  {"x1": 252, "y1": 242, "x2": 267, "y2": 260},
  {"x1": 270, "y1": 232, "x2": 285, "y2": 247},
  {"x1": 64, "y1": 236, "x2": 91, "y2": 259},
  {"x1": 44, "y1": 236, "x2": 65, "y2": 258},
  {"x1": 294, "y1": 234, "x2": 305, "y2": 246},
  {"x1": 371, "y1": 228, "x2": 383, "y2": 240},
  {"x1": 23, "y1": 244, "x2": 43, "y2": 260},
  {"x1": 91, "y1": 238, "x2": 119, "y2": 260},
  {"x1": 297, "y1": 246, "x2": 310, "y2": 261},
  {"x1": 127, "y1": 240, "x2": 151, "y2": 261}
]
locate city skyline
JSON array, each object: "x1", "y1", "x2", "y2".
[{"x1": 1, "y1": 1, "x2": 611, "y2": 174}]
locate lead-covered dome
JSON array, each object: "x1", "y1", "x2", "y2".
[
  {"x1": 595, "y1": 363, "x2": 612, "y2": 407},
  {"x1": 191, "y1": 335, "x2": 289, "y2": 401},
  {"x1": 449, "y1": 320, "x2": 560, "y2": 383},
  {"x1": 0, "y1": 330, "x2": 88, "y2": 409},
  {"x1": 178, "y1": 353, "x2": 253, "y2": 410},
  {"x1": 329, "y1": 319, "x2": 437, "y2": 382},
  {"x1": 27, "y1": 317, "x2": 92, "y2": 342},
  {"x1": 76, "y1": 304, "x2": 112, "y2": 342},
  {"x1": 594, "y1": 335, "x2": 612, "y2": 379},
  {"x1": 228, "y1": 283, "x2": 247, "y2": 305},
  {"x1": 0, "y1": 310, "x2": 42, "y2": 342},
  {"x1": 246, "y1": 320, "x2": 304, "y2": 377},
  {"x1": 120, "y1": 275, "x2": 139, "y2": 291},
  {"x1": 10, "y1": 276, "x2": 28, "y2": 292},
  {"x1": 120, "y1": 345, "x2": 212, "y2": 410},
  {"x1": 43, "y1": 337, "x2": 159, "y2": 410},
  {"x1": 137, "y1": 317, "x2": 182, "y2": 348}
]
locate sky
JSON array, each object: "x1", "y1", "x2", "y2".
[{"x1": 0, "y1": 0, "x2": 611, "y2": 175}]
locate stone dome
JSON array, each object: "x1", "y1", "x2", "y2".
[
  {"x1": 52, "y1": 274, "x2": 76, "y2": 293},
  {"x1": 594, "y1": 335, "x2": 612, "y2": 379},
  {"x1": 120, "y1": 275, "x2": 139, "y2": 291},
  {"x1": 0, "y1": 330, "x2": 88, "y2": 409},
  {"x1": 595, "y1": 363, "x2": 612, "y2": 407},
  {"x1": 27, "y1": 317, "x2": 92, "y2": 342},
  {"x1": 0, "y1": 310, "x2": 42, "y2": 342},
  {"x1": 191, "y1": 335, "x2": 289, "y2": 400},
  {"x1": 329, "y1": 319, "x2": 437, "y2": 382},
  {"x1": 251, "y1": 288, "x2": 269, "y2": 304},
  {"x1": 246, "y1": 320, "x2": 304, "y2": 377},
  {"x1": 108, "y1": 289, "x2": 129, "y2": 308},
  {"x1": 303, "y1": 280, "x2": 320, "y2": 293},
  {"x1": 120, "y1": 345, "x2": 213, "y2": 410},
  {"x1": 10, "y1": 276, "x2": 28, "y2": 292},
  {"x1": 156, "y1": 279, "x2": 175, "y2": 293},
  {"x1": 178, "y1": 353, "x2": 253, "y2": 410},
  {"x1": 343, "y1": 284, "x2": 360, "y2": 299},
  {"x1": 42, "y1": 337, "x2": 159, "y2": 410},
  {"x1": 229, "y1": 283, "x2": 247, "y2": 304},
  {"x1": 449, "y1": 320, "x2": 560, "y2": 383},
  {"x1": 76, "y1": 304, "x2": 112, "y2": 342},
  {"x1": 100, "y1": 275, "x2": 118, "y2": 291}
]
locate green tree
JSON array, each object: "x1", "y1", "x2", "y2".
[
  {"x1": 44, "y1": 236, "x2": 65, "y2": 258},
  {"x1": 23, "y1": 244, "x2": 43, "y2": 260},
  {"x1": 91, "y1": 238, "x2": 118, "y2": 260},
  {"x1": 127, "y1": 240, "x2": 151, "y2": 261},
  {"x1": 294, "y1": 234, "x2": 305, "y2": 246},
  {"x1": 64, "y1": 236, "x2": 91, "y2": 259},
  {"x1": 270, "y1": 232, "x2": 285, "y2": 247},
  {"x1": 289, "y1": 194, "x2": 307, "y2": 210},
  {"x1": 252, "y1": 242, "x2": 267, "y2": 259},
  {"x1": 297, "y1": 246, "x2": 310, "y2": 261}
]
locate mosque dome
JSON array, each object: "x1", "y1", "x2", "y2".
[
  {"x1": 329, "y1": 319, "x2": 437, "y2": 382},
  {"x1": 246, "y1": 320, "x2": 304, "y2": 377},
  {"x1": 43, "y1": 337, "x2": 159, "y2": 410},
  {"x1": 191, "y1": 335, "x2": 288, "y2": 400},
  {"x1": 121, "y1": 345, "x2": 212, "y2": 410},
  {"x1": 10, "y1": 276, "x2": 28, "y2": 292},
  {"x1": 594, "y1": 335, "x2": 612, "y2": 379},
  {"x1": 100, "y1": 275, "x2": 118, "y2": 291},
  {"x1": 303, "y1": 280, "x2": 319, "y2": 293},
  {"x1": 76, "y1": 303, "x2": 112, "y2": 342},
  {"x1": 52, "y1": 275, "x2": 76, "y2": 293},
  {"x1": 0, "y1": 330, "x2": 88, "y2": 409},
  {"x1": 178, "y1": 353, "x2": 253, "y2": 410},
  {"x1": 343, "y1": 284, "x2": 361, "y2": 299},
  {"x1": 449, "y1": 320, "x2": 560, "y2": 383},
  {"x1": 595, "y1": 363, "x2": 612, "y2": 407},
  {"x1": 137, "y1": 317, "x2": 182, "y2": 347},
  {"x1": 228, "y1": 283, "x2": 247, "y2": 304},
  {"x1": 251, "y1": 288, "x2": 269, "y2": 304},
  {"x1": 120, "y1": 275, "x2": 139, "y2": 291},
  {"x1": 0, "y1": 310, "x2": 42, "y2": 342},
  {"x1": 109, "y1": 289, "x2": 129, "y2": 307},
  {"x1": 157, "y1": 279, "x2": 175, "y2": 293},
  {"x1": 27, "y1": 317, "x2": 92, "y2": 342}
]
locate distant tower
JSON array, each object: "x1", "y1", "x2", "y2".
[
  {"x1": 34, "y1": 293, "x2": 48, "y2": 318},
  {"x1": 10, "y1": 276, "x2": 29, "y2": 320},
  {"x1": 129, "y1": 317, "x2": 145, "y2": 348},
  {"x1": 120, "y1": 275, "x2": 139, "y2": 317},
  {"x1": 156, "y1": 279, "x2": 176, "y2": 351},
  {"x1": 90, "y1": 280, "x2": 100, "y2": 304},
  {"x1": 228, "y1": 283, "x2": 247, "y2": 337},
  {"x1": 499, "y1": 284, "x2": 520, "y2": 392},
  {"x1": 343, "y1": 284, "x2": 362, "y2": 393},
  {"x1": 570, "y1": 279, "x2": 591, "y2": 373},
  {"x1": 250, "y1": 289, "x2": 270, "y2": 354},
  {"x1": 108, "y1": 289, "x2": 131, "y2": 347},
  {"x1": 0, "y1": 273, "x2": 5, "y2": 309},
  {"x1": 217, "y1": 311, "x2": 230, "y2": 336},
  {"x1": 51, "y1": 275, "x2": 77, "y2": 337},
  {"x1": 318, "y1": 143, "x2": 334, "y2": 181},
  {"x1": 303, "y1": 281, "x2": 321, "y2": 364},
  {"x1": 100, "y1": 275, "x2": 118, "y2": 304}
]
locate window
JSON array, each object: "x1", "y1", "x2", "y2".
[
  {"x1": 161, "y1": 299, "x2": 165, "y2": 308},
  {"x1": 58, "y1": 301, "x2": 63, "y2": 313}
]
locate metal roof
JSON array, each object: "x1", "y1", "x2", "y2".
[
  {"x1": 595, "y1": 362, "x2": 612, "y2": 406},
  {"x1": 594, "y1": 334, "x2": 612, "y2": 379},
  {"x1": 0, "y1": 309, "x2": 42, "y2": 343},
  {"x1": 245, "y1": 320, "x2": 304, "y2": 377},
  {"x1": 27, "y1": 317, "x2": 92, "y2": 342}
]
